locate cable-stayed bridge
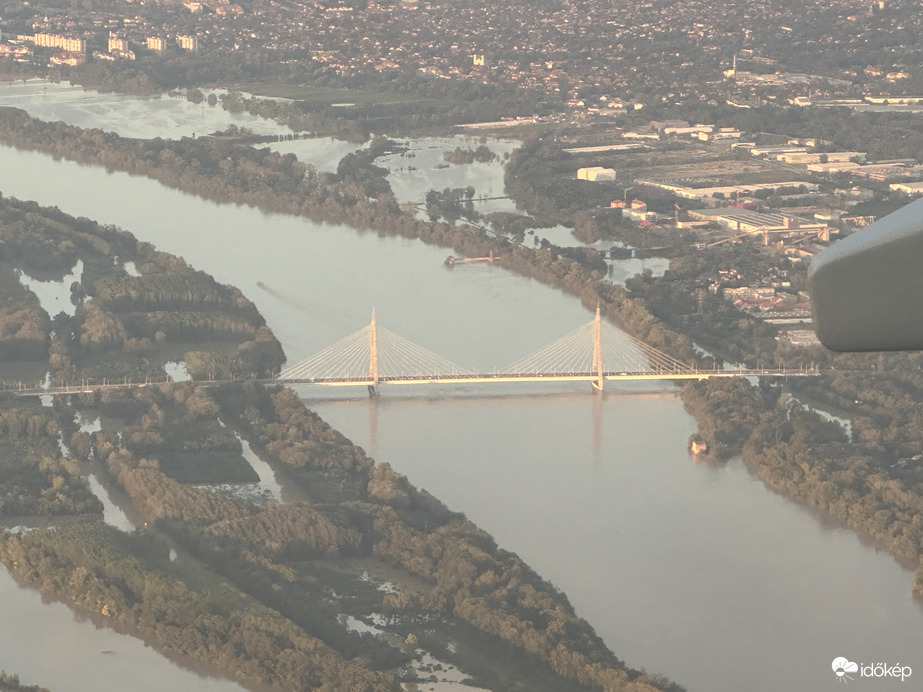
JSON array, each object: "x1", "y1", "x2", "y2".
[
  {"x1": 3, "y1": 308, "x2": 817, "y2": 399},
  {"x1": 277, "y1": 308, "x2": 817, "y2": 396}
]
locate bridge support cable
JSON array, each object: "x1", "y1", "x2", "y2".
[
  {"x1": 277, "y1": 315, "x2": 472, "y2": 385},
  {"x1": 278, "y1": 311, "x2": 711, "y2": 389},
  {"x1": 278, "y1": 326, "x2": 375, "y2": 381},
  {"x1": 503, "y1": 316, "x2": 696, "y2": 378},
  {"x1": 503, "y1": 322, "x2": 597, "y2": 375},
  {"x1": 601, "y1": 328, "x2": 693, "y2": 374},
  {"x1": 375, "y1": 327, "x2": 473, "y2": 379}
]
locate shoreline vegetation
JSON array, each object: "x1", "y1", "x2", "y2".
[
  {"x1": 4, "y1": 96, "x2": 923, "y2": 686},
  {"x1": 0, "y1": 194, "x2": 285, "y2": 385},
  {"x1": 4, "y1": 107, "x2": 923, "y2": 603},
  {"x1": 0, "y1": 202, "x2": 678, "y2": 689},
  {"x1": 0, "y1": 107, "x2": 685, "y2": 359},
  {"x1": 1, "y1": 60, "x2": 550, "y2": 143}
]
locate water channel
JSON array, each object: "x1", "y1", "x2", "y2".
[{"x1": 0, "y1": 89, "x2": 922, "y2": 691}]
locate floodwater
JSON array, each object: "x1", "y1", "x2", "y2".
[
  {"x1": 0, "y1": 563, "x2": 248, "y2": 692},
  {"x1": 0, "y1": 90, "x2": 921, "y2": 691},
  {"x1": 0, "y1": 79, "x2": 289, "y2": 139}
]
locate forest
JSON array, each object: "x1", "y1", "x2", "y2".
[
  {"x1": 443, "y1": 145, "x2": 498, "y2": 165},
  {"x1": 0, "y1": 377, "x2": 681, "y2": 692},
  {"x1": 0, "y1": 196, "x2": 284, "y2": 384},
  {"x1": 6, "y1": 105, "x2": 923, "y2": 646},
  {"x1": 0, "y1": 140, "x2": 688, "y2": 688}
]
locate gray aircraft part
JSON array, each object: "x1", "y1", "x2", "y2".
[{"x1": 809, "y1": 196, "x2": 923, "y2": 351}]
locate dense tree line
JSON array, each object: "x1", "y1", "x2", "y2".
[
  {"x1": 443, "y1": 145, "x2": 497, "y2": 165},
  {"x1": 41, "y1": 48, "x2": 550, "y2": 139},
  {"x1": 682, "y1": 378, "x2": 780, "y2": 460},
  {"x1": 638, "y1": 291, "x2": 923, "y2": 596},
  {"x1": 211, "y1": 382, "x2": 680, "y2": 692},
  {"x1": 0, "y1": 520, "x2": 401, "y2": 692},
  {"x1": 625, "y1": 245, "x2": 782, "y2": 366},
  {"x1": 504, "y1": 138, "x2": 623, "y2": 225},
  {"x1": 631, "y1": 255, "x2": 923, "y2": 593},
  {"x1": 0, "y1": 405, "x2": 101, "y2": 517},
  {"x1": 102, "y1": 404, "x2": 409, "y2": 672},
  {"x1": 740, "y1": 393, "x2": 923, "y2": 591},
  {"x1": 424, "y1": 187, "x2": 477, "y2": 224},
  {"x1": 0, "y1": 196, "x2": 285, "y2": 383},
  {"x1": 0, "y1": 379, "x2": 679, "y2": 691},
  {"x1": 12, "y1": 108, "x2": 923, "y2": 614},
  {"x1": 0, "y1": 106, "x2": 406, "y2": 228},
  {"x1": 99, "y1": 385, "x2": 256, "y2": 484},
  {"x1": 0, "y1": 112, "x2": 693, "y2": 367},
  {"x1": 0, "y1": 127, "x2": 691, "y2": 689},
  {"x1": 0, "y1": 270, "x2": 48, "y2": 360}
]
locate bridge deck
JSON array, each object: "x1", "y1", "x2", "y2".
[
  {"x1": 2, "y1": 369, "x2": 816, "y2": 397},
  {"x1": 278, "y1": 369, "x2": 816, "y2": 386}
]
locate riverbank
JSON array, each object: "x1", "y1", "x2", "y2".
[
  {"x1": 5, "y1": 109, "x2": 923, "y2": 606},
  {"x1": 5, "y1": 131, "x2": 923, "y2": 691},
  {"x1": 0, "y1": 107, "x2": 696, "y2": 363},
  {"x1": 0, "y1": 377, "x2": 679, "y2": 692},
  {"x1": 0, "y1": 195, "x2": 284, "y2": 385},
  {"x1": 0, "y1": 197, "x2": 680, "y2": 690}
]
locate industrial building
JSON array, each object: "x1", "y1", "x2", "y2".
[
  {"x1": 635, "y1": 178, "x2": 819, "y2": 200},
  {"x1": 689, "y1": 208, "x2": 831, "y2": 240}
]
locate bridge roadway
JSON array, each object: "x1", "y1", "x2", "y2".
[
  {"x1": 276, "y1": 368, "x2": 816, "y2": 387},
  {"x1": 2, "y1": 368, "x2": 817, "y2": 398}
]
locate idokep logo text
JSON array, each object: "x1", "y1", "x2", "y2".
[{"x1": 832, "y1": 657, "x2": 912, "y2": 683}]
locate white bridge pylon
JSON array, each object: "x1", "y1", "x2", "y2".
[
  {"x1": 277, "y1": 311, "x2": 473, "y2": 394},
  {"x1": 504, "y1": 311, "x2": 693, "y2": 380},
  {"x1": 276, "y1": 307, "x2": 710, "y2": 396}
]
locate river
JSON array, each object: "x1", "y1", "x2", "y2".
[{"x1": 0, "y1": 89, "x2": 922, "y2": 692}]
